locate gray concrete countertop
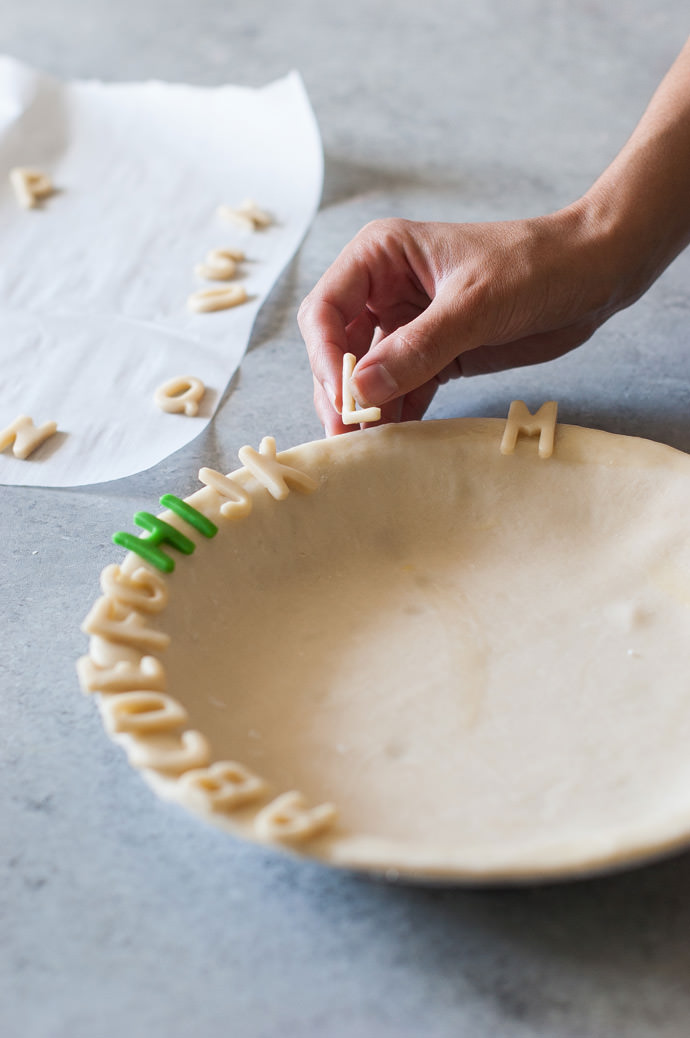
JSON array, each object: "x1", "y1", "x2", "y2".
[{"x1": 2, "y1": 2, "x2": 690, "y2": 1036}]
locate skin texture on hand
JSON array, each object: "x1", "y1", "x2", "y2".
[
  {"x1": 299, "y1": 208, "x2": 621, "y2": 435},
  {"x1": 298, "y1": 36, "x2": 690, "y2": 436}
]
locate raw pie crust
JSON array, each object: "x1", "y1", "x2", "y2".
[{"x1": 78, "y1": 414, "x2": 690, "y2": 882}]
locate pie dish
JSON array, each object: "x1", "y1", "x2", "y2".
[{"x1": 78, "y1": 411, "x2": 690, "y2": 883}]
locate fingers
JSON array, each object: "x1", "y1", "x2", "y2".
[
  {"x1": 305, "y1": 305, "x2": 378, "y2": 432},
  {"x1": 300, "y1": 237, "x2": 460, "y2": 431},
  {"x1": 313, "y1": 373, "x2": 402, "y2": 435},
  {"x1": 299, "y1": 220, "x2": 434, "y2": 431},
  {"x1": 298, "y1": 241, "x2": 373, "y2": 409},
  {"x1": 352, "y1": 286, "x2": 475, "y2": 406},
  {"x1": 301, "y1": 210, "x2": 612, "y2": 432},
  {"x1": 313, "y1": 377, "x2": 349, "y2": 436}
]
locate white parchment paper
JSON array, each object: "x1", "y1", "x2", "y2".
[{"x1": 0, "y1": 56, "x2": 323, "y2": 486}]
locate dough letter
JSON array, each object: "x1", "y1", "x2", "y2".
[
  {"x1": 126, "y1": 729, "x2": 211, "y2": 775},
  {"x1": 187, "y1": 285, "x2": 248, "y2": 313},
  {"x1": 100, "y1": 691, "x2": 188, "y2": 735},
  {"x1": 500, "y1": 400, "x2": 558, "y2": 459},
  {"x1": 0, "y1": 415, "x2": 58, "y2": 459},
  {"x1": 154, "y1": 376, "x2": 205, "y2": 417},
  {"x1": 198, "y1": 467, "x2": 253, "y2": 519},
  {"x1": 254, "y1": 790, "x2": 336, "y2": 843},
  {"x1": 238, "y1": 436, "x2": 318, "y2": 501},
  {"x1": 112, "y1": 512, "x2": 196, "y2": 573},
  {"x1": 81, "y1": 596, "x2": 170, "y2": 653},
  {"x1": 100, "y1": 564, "x2": 168, "y2": 613},
  {"x1": 9, "y1": 168, "x2": 54, "y2": 208},
  {"x1": 176, "y1": 761, "x2": 267, "y2": 813},
  {"x1": 76, "y1": 654, "x2": 166, "y2": 695},
  {"x1": 341, "y1": 353, "x2": 381, "y2": 425},
  {"x1": 194, "y1": 248, "x2": 244, "y2": 280}
]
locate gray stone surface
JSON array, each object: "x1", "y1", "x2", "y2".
[{"x1": 2, "y1": 2, "x2": 690, "y2": 1036}]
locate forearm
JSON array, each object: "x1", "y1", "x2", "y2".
[{"x1": 579, "y1": 36, "x2": 690, "y2": 309}]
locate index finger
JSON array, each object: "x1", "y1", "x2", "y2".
[{"x1": 297, "y1": 245, "x2": 372, "y2": 405}]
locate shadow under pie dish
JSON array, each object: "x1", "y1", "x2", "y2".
[{"x1": 78, "y1": 411, "x2": 690, "y2": 883}]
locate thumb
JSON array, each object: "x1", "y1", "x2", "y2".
[{"x1": 352, "y1": 292, "x2": 479, "y2": 406}]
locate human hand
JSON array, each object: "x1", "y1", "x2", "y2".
[
  {"x1": 300, "y1": 37, "x2": 690, "y2": 435},
  {"x1": 298, "y1": 207, "x2": 622, "y2": 435}
]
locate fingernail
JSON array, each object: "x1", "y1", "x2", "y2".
[{"x1": 353, "y1": 363, "x2": 398, "y2": 405}]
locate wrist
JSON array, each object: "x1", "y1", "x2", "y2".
[
  {"x1": 573, "y1": 105, "x2": 690, "y2": 312},
  {"x1": 561, "y1": 183, "x2": 668, "y2": 319}
]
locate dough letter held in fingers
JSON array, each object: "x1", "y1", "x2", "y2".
[{"x1": 341, "y1": 353, "x2": 381, "y2": 425}]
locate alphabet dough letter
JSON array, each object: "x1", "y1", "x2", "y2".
[
  {"x1": 81, "y1": 596, "x2": 170, "y2": 653},
  {"x1": 9, "y1": 168, "x2": 54, "y2": 208},
  {"x1": 254, "y1": 790, "x2": 336, "y2": 843},
  {"x1": 76, "y1": 654, "x2": 166, "y2": 695},
  {"x1": 100, "y1": 691, "x2": 188, "y2": 735},
  {"x1": 500, "y1": 400, "x2": 558, "y2": 459},
  {"x1": 341, "y1": 353, "x2": 381, "y2": 425},
  {"x1": 100, "y1": 564, "x2": 168, "y2": 613},
  {"x1": 218, "y1": 199, "x2": 272, "y2": 230},
  {"x1": 198, "y1": 467, "x2": 252, "y2": 519},
  {"x1": 154, "y1": 376, "x2": 205, "y2": 416},
  {"x1": 238, "y1": 437, "x2": 318, "y2": 501},
  {"x1": 126, "y1": 729, "x2": 211, "y2": 775},
  {"x1": 187, "y1": 285, "x2": 247, "y2": 313},
  {"x1": 195, "y1": 248, "x2": 244, "y2": 281},
  {"x1": 0, "y1": 415, "x2": 58, "y2": 459},
  {"x1": 176, "y1": 761, "x2": 267, "y2": 813}
]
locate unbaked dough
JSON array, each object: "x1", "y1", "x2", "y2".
[
  {"x1": 217, "y1": 199, "x2": 272, "y2": 231},
  {"x1": 77, "y1": 415, "x2": 690, "y2": 882},
  {"x1": 194, "y1": 248, "x2": 244, "y2": 281},
  {"x1": 154, "y1": 376, "x2": 205, "y2": 416},
  {"x1": 187, "y1": 285, "x2": 248, "y2": 313},
  {"x1": 9, "y1": 167, "x2": 54, "y2": 208},
  {"x1": 341, "y1": 353, "x2": 382, "y2": 425},
  {"x1": 0, "y1": 414, "x2": 58, "y2": 458}
]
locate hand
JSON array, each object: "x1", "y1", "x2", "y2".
[
  {"x1": 298, "y1": 207, "x2": 622, "y2": 435},
  {"x1": 300, "y1": 37, "x2": 690, "y2": 435}
]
